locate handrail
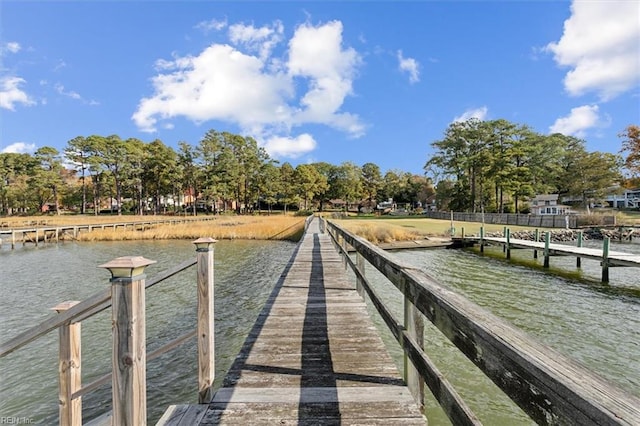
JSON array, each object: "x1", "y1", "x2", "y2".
[
  {"x1": 1, "y1": 238, "x2": 215, "y2": 426},
  {"x1": 324, "y1": 218, "x2": 640, "y2": 426},
  {"x1": 0, "y1": 257, "x2": 197, "y2": 357},
  {"x1": 72, "y1": 330, "x2": 197, "y2": 400},
  {"x1": 339, "y1": 240, "x2": 481, "y2": 425}
]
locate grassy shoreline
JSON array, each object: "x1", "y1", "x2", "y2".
[
  {"x1": 1, "y1": 214, "x2": 307, "y2": 242},
  {"x1": 4, "y1": 212, "x2": 637, "y2": 245},
  {"x1": 332, "y1": 217, "x2": 558, "y2": 243}
]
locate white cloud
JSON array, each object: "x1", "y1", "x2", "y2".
[
  {"x1": 453, "y1": 106, "x2": 488, "y2": 123},
  {"x1": 54, "y1": 82, "x2": 98, "y2": 105},
  {"x1": 133, "y1": 20, "x2": 365, "y2": 156},
  {"x1": 397, "y1": 50, "x2": 420, "y2": 84},
  {"x1": 2, "y1": 142, "x2": 36, "y2": 154},
  {"x1": 545, "y1": 1, "x2": 640, "y2": 100},
  {"x1": 549, "y1": 104, "x2": 602, "y2": 137},
  {"x1": 132, "y1": 43, "x2": 293, "y2": 133},
  {"x1": 0, "y1": 76, "x2": 35, "y2": 110},
  {"x1": 263, "y1": 133, "x2": 317, "y2": 158},
  {"x1": 55, "y1": 83, "x2": 81, "y2": 100},
  {"x1": 195, "y1": 18, "x2": 228, "y2": 33},
  {"x1": 287, "y1": 20, "x2": 364, "y2": 136},
  {"x1": 1, "y1": 42, "x2": 21, "y2": 55},
  {"x1": 229, "y1": 21, "x2": 284, "y2": 60},
  {"x1": 53, "y1": 60, "x2": 67, "y2": 72}
]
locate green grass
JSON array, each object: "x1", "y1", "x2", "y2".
[{"x1": 334, "y1": 216, "x2": 554, "y2": 237}]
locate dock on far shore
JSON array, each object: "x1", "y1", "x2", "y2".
[{"x1": 456, "y1": 232, "x2": 640, "y2": 283}]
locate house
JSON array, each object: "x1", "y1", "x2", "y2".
[
  {"x1": 605, "y1": 188, "x2": 640, "y2": 209},
  {"x1": 530, "y1": 194, "x2": 571, "y2": 215},
  {"x1": 376, "y1": 198, "x2": 396, "y2": 214}
]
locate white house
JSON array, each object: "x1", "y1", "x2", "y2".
[{"x1": 530, "y1": 194, "x2": 571, "y2": 215}]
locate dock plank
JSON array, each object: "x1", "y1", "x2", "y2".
[{"x1": 158, "y1": 218, "x2": 425, "y2": 425}]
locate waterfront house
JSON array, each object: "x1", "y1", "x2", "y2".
[
  {"x1": 605, "y1": 187, "x2": 640, "y2": 208},
  {"x1": 530, "y1": 194, "x2": 571, "y2": 215}
]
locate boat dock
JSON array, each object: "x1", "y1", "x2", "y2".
[
  {"x1": 456, "y1": 231, "x2": 640, "y2": 282},
  {"x1": 0, "y1": 217, "x2": 218, "y2": 249},
  {"x1": 157, "y1": 218, "x2": 425, "y2": 425}
]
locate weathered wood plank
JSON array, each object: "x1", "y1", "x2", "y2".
[
  {"x1": 159, "y1": 218, "x2": 424, "y2": 425},
  {"x1": 156, "y1": 404, "x2": 207, "y2": 426}
]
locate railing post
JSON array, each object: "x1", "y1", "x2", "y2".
[
  {"x1": 404, "y1": 287, "x2": 424, "y2": 412},
  {"x1": 100, "y1": 256, "x2": 156, "y2": 426},
  {"x1": 193, "y1": 237, "x2": 217, "y2": 404},
  {"x1": 544, "y1": 231, "x2": 551, "y2": 268},
  {"x1": 342, "y1": 236, "x2": 349, "y2": 270},
  {"x1": 355, "y1": 252, "x2": 365, "y2": 298},
  {"x1": 505, "y1": 228, "x2": 511, "y2": 260},
  {"x1": 576, "y1": 231, "x2": 583, "y2": 268},
  {"x1": 502, "y1": 226, "x2": 507, "y2": 253},
  {"x1": 602, "y1": 237, "x2": 610, "y2": 283},
  {"x1": 52, "y1": 301, "x2": 82, "y2": 426}
]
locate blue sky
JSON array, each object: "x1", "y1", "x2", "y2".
[{"x1": 1, "y1": 1, "x2": 639, "y2": 175}]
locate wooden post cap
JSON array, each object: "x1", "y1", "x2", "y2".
[
  {"x1": 99, "y1": 256, "x2": 156, "y2": 279},
  {"x1": 193, "y1": 237, "x2": 217, "y2": 251},
  {"x1": 50, "y1": 301, "x2": 80, "y2": 313}
]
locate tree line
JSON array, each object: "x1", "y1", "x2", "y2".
[
  {"x1": 0, "y1": 130, "x2": 433, "y2": 216},
  {"x1": 3, "y1": 121, "x2": 637, "y2": 217},
  {"x1": 425, "y1": 120, "x2": 639, "y2": 213}
]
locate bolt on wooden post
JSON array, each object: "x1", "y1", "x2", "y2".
[
  {"x1": 100, "y1": 256, "x2": 156, "y2": 426},
  {"x1": 193, "y1": 237, "x2": 217, "y2": 404},
  {"x1": 51, "y1": 301, "x2": 81, "y2": 426}
]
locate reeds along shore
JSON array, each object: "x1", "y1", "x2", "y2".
[
  {"x1": 75, "y1": 216, "x2": 307, "y2": 242},
  {"x1": 1, "y1": 215, "x2": 308, "y2": 242},
  {"x1": 336, "y1": 222, "x2": 423, "y2": 244}
]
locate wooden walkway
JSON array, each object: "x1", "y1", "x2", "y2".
[
  {"x1": 158, "y1": 218, "x2": 425, "y2": 425},
  {"x1": 464, "y1": 236, "x2": 640, "y2": 267}
]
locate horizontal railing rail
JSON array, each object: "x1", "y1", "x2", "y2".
[
  {"x1": 421, "y1": 211, "x2": 617, "y2": 228},
  {"x1": 0, "y1": 216, "x2": 222, "y2": 250},
  {"x1": 323, "y1": 218, "x2": 640, "y2": 426}
]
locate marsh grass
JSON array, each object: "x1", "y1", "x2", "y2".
[
  {"x1": 0, "y1": 214, "x2": 305, "y2": 241},
  {"x1": 335, "y1": 221, "x2": 424, "y2": 244},
  {"x1": 73, "y1": 215, "x2": 306, "y2": 242},
  {"x1": 335, "y1": 217, "x2": 556, "y2": 240}
]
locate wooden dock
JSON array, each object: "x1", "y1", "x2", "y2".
[
  {"x1": 157, "y1": 218, "x2": 425, "y2": 425},
  {"x1": 0, "y1": 217, "x2": 219, "y2": 249},
  {"x1": 459, "y1": 233, "x2": 640, "y2": 282}
]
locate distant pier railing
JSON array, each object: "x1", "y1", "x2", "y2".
[
  {"x1": 322, "y1": 217, "x2": 640, "y2": 425},
  {"x1": 0, "y1": 238, "x2": 217, "y2": 426},
  {"x1": 421, "y1": 211, "x2": 616, "y2": 228},
  {"x1": 454, "y1": 226, "x2": 640, "y2": 282},
  {"x1": 0, "y1": 217, "x2": 219, "y2": 250}
]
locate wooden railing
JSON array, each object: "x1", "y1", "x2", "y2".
[
  {"x1": 0, "y1": 238, "x2": 217, "y2": 426},
  {"x1": 0, "y1": 216, "x2": 221, "y2": 250},
  {"x1": 321, "y1": 218, "x2": 640, "y2": 426}
]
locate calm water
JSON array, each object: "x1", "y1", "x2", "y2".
[
  {"x1": 0, "y1": 239, "x2": 296, "y2": 424},
  {"x1": 1, "y1": 238, "x2": 638, "y2": 425}
]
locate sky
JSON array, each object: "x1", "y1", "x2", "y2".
[{"x1": 1, "y1": 1, "x2": 639, "y2": 175}]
